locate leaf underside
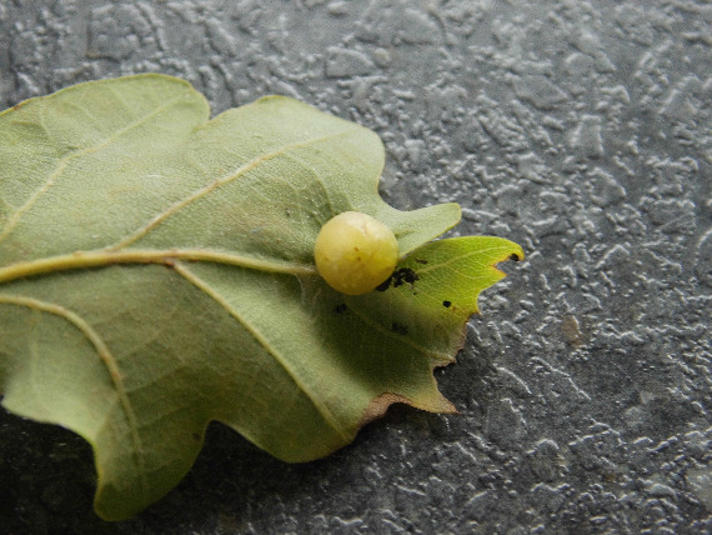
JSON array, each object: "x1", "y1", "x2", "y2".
[{"x1": 0, "y1": 75, "x2": 523, "y2": 520}]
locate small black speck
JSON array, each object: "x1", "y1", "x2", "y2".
[
  {"x1": 376, "y1": 276, "x2": 392, "y2": 292},
  {"x1": 392, "y1": 267, "x2": 419, "y2": 288},
  {"x1": 509, "y1": 253, "x2": 521, "y2": 261},
  {"x1": 376, "y1": 267, "x2": 420, "y2": 291},
  {"x1": 391, "y1": 322, "x2": 408, "y2": 335},
  {"x1": 442, "y1": 300, "x2": 452, "y2": 308},
  {"x1": 334, "y1": 303, "x2": 347, "y2": 314}
]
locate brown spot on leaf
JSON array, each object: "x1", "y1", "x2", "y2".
[
  {"x1": 358, "y1": 393, "x2": 412, "y2": 427},
  {"x1": 358, "y1": 390, "x2": 457, "y2": 428}
]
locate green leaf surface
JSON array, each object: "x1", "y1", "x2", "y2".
[{"x1": 0, "y1": 74, "x2": 523, "y2": 520}]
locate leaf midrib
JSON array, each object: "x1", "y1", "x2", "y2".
[
  {"x1": 415, "y1": 244, "x2": 522, "y2": 275},
  {"x1": 0, "y1": 247, "x2": 316, "y2": 285},
  {"x1": 0, "y1": 122, "x2": 366, "y2": 285}
]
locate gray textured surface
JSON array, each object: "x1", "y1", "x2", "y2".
[{"x1": 1, "y1": 1, "x2": 711, "y2": 533}]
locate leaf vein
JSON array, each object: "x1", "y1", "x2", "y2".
[
  {"x1": 110, "y1": 128, "x2": 356, "y2": 250},
  {"x1": 0, "y1": 94, "x2": 188, "y2": 246},
  {"x1": 415, "y1": 245, "x2": 516, "y2": 274},
  {"x1": 0, "y1": 248, "x2": 316, "y2": 284},
  {"x1": 346, "y1": 301, "x2": 453, "y2": 364},
  {"x1": 0, "y1": 293, "x2": 149, "y2": 497},
  {"x1": 173, "y1": 263, "x2": 351, "y2": 443}
]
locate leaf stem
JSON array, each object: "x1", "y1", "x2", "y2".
[{"x1": 0, "y1": 248, "x2": 316, "y2": 284}]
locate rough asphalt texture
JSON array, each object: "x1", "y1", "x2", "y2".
[{"x1": 1, "y1": 1, "x2": 710, "y2": 534}]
